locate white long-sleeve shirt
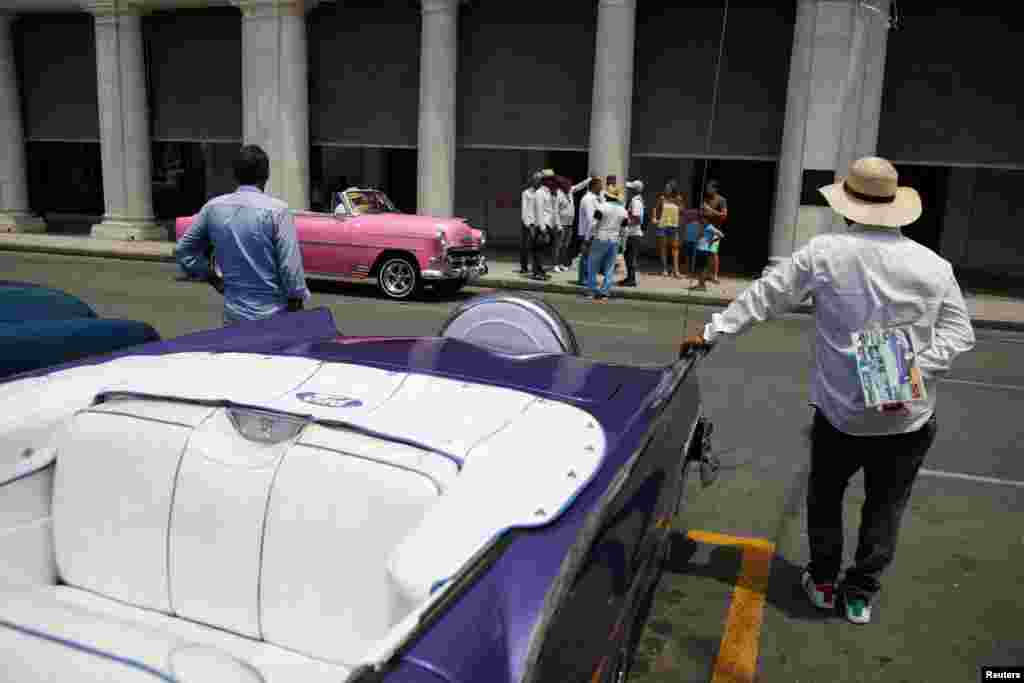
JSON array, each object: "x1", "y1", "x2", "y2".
[
  {"x1": 703, "y1": 225, "x2": 975, "y2": 436},
  {"x1": 534, "y1": 186, "x2": 555, "y2": 229},
  {"x1": 558, "y1": 178, "x2": 592, "y2": 229},
  {"x1": 556, "y1": 189, "x2": 572, "y2": 228},
  {"x1": 578, "y1": 191, "x2": 602, "y2": 239},
  {"x1": 628, "y1": 195, "x2": 645, "y2": 236},
  {"x1": 521, "y1": 187, "x2": 537, "y2": 226}
]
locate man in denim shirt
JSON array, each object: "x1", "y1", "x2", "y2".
[{"x1": 175, "y1": 145, "x2": 310, "y2": 324}]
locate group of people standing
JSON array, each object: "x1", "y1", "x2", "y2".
[
  {"x1": 652, "y1": 178, "x2": 728, "y2": 291},
  {"x1": 520, "y1": 169, "x2": 729, "y2": 300}
]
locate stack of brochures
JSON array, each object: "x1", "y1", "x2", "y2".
[{"x1": 852, "y1": 327, "x2": 928, "y2": 411}]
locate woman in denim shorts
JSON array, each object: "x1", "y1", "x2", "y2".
[{"x1": 653, "y1": 180, "x2": 687, "y2": 278}]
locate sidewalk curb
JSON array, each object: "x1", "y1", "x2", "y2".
[
  {"x1": 3, "y1": 240, "x2": 1023, "y2": 333},
  {"x1": 475, "y1": 275, "x2": 738, "y2": 307},
  {"x1": 0, "y1": 238, "x2": 174, "y2": 264}
]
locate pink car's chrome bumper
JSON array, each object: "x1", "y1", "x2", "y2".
[{"x1": 422, "y1": 252, "x2": 488, "y2": 281}]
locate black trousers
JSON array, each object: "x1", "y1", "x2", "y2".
[
  {"x1": 806, "y1": 409, "x2": 937, "y2": 600},
  {"x1": 563, "y1": 228, "x2": 580, "y2": 267},
  {"x1": 520, "y1": 223, "x2": 533, "y2": 272},
  {"x1": 530, "y1": 226, "x2": 549, "y2": 275},
  {"x1": 623, "y1": 235, "x2": 641, "y2": 282}
]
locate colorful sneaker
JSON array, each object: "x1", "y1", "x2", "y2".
[
  {"x1": 801, "y1": 570, "x2": 836, "y2": 611},
  {"x1": 843, "y1": 594, "x2": 872, "y2": 625}
]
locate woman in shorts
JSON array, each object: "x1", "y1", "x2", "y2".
[{"x1": 653, "y1": 179, "x2": 687, "y2": 278}]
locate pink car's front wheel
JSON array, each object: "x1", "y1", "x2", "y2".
[{"x1": 377, "y1": 255, "x2": 420, "y2": 300}]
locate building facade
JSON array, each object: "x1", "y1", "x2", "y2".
[{"x1": 0, "y1": 0, "x2": 1021, "y2": 286}]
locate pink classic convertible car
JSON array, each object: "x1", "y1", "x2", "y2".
[{"x1": 175, "y1": 188, "x2": 488, "y2": 300}]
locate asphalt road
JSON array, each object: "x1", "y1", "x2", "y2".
[{"x1": 4, "y1": 251, "x2": 1022, "y2": 683}]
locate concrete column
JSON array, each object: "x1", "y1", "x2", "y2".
[
  {"x1": 589, "y1": 0, "x2": 636, "y2": 186},
  {"x1": 768, "y1": 0, "x2": 891, "y2": 266},
  {"x1": 416, "y1": 0, "x2": 457, "y2": 218},
  {"x1": 235, "y1": 0, "x2": 315, "y2": 210},
  {"x1": 0, "y1": 13, "x2": 46, "y2": 233},
  {"x1": 87, "y1": 2, "x2": 162, "y2": 240}
]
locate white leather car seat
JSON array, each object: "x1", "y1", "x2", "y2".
[{"x1": 0, "y1": 397, "x2": 456, "y2": 682}]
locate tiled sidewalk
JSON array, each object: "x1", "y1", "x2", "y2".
[{"x1": 2, "y1": 232, "x2": 1022, "y2": 331}]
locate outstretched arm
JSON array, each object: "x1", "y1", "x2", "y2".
[
  {"x1": 571, "y1": 178, "x2": 591, "y2": 194},
  {"x1": 703, "y1": 243, "x2": 815, "y2": 342}
]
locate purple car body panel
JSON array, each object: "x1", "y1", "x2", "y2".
[{"x1": 1, "y1": 308, "x2": 699, "y2": 683}]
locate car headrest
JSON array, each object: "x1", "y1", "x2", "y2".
[{"x1": 438, "y1": 294, "x2": 579, "y2": 356}]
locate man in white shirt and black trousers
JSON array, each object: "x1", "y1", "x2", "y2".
[
  {"x1": 519, "y1": 172, "x2": 542, "y2": 275},
  {"x1": 530, "y1": 169, "x2": 558, "y2": 280},
  {"x1": 680, "y1": 157, "x2": 975, "y2": 624},
  {"x1": 620, "y1": 179, "x2": 646, "y2": 287}
]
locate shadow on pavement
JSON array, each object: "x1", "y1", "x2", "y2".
[{"x1": 662, "y1": 531, "x2": 835, "y2": 622}]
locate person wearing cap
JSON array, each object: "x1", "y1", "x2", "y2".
[
  {"x1": 619, "y1": 179, "x2": 645, "y2": 287},
  {"x1": 520, "y1": 172, "x2": 542, "y2": 275},
  {"x1": 586, "y1": 183, "x2": 630, "y2": 301},
  {"x1": 679, "y1": 157, "x2": 975, "y2": 625}
]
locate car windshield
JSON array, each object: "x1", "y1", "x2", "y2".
[{"x1": 345, "y1": 190, "x2": 399, "y2": 215}]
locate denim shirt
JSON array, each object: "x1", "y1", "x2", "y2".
[
  {"x1": 703, "y1": 226, "x2": 975, "y2": 436},
  {"x1": 174, "y1": 186, "x2": 310, "y2": 324}
]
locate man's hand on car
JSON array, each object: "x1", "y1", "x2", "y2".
[{"x1": 679, "y1": 334, "x2": 712, "y2": 358}]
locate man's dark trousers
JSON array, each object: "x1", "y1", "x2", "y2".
[
  {"x1": 623, "y1": 235, "x2": 641, "y2": 283},
  {"x1": 806, "y1": 409, "x2": 936, "y2": 602},
  {"x1": 530, "y1": 226, "x2": 548, "y2": 276},
  {"x1": 520, "y1": 223, "x2": 533, "y2": 272}
]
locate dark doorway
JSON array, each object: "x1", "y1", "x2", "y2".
[
  {"x1": 386, "y1": 148, "x2": 418, "y2": 214},
  {"x1": 892, "y1": 164, "x2": 949, "y2": 254}
]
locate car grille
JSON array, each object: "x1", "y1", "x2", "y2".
[{"x1": 446, "y1": 250, "x2": 482, "y2": 268}]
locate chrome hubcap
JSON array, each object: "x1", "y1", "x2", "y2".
[{"x1": 381, "y1": 259, "x2": 415, "y2": 297}]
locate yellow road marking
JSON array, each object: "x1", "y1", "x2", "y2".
[
  {"x1": 686, "y1": 530, "x2": 776, "y2": 683},
  {"x1": 687, "y1": 529, "x2": 775, "y2": 553}
]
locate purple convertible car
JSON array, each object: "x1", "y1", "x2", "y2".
[{"x1": 0, "y1": 294, "x2": 717, "y2": 683}]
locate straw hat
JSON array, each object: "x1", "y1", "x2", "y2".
[{"x1": 819, "y1": 157, "x2": 922, "y2": 228}]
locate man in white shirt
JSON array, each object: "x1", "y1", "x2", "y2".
[
  {"x1": 587, "y1": 183, "x2": 630, "y2": 301},
  {"x1": 575, "y1": 176, "x2": 604, "y2": 286},
  {"x1": 679, "y1": 157, "x2": 975, "y2": 624},
  {"x1": 554, "y1": 175, "x2": 592, "y2": 272},
  {"x1": 520, "y1": 172, "x2": 541, "y2": 275},
  {"x1": 619, "y1": 180, "x2": 646, "y2": 287},
  {"x1": 531, "y1": 170, "x2": 557, "y2": 280}
]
